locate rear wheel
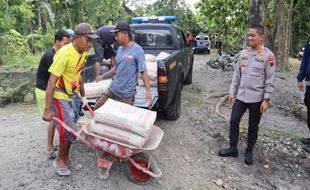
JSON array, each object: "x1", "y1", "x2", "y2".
[
  {"x1": 164, "y1": 80, "x2": 182, "y2": 120},
  {"x1": 126, "y1": 152, "x2": 157, "y2": 185}
]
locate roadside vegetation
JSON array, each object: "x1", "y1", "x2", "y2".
[{"x1": 0, "y1": 0, "x2": 309, "y2": 72}]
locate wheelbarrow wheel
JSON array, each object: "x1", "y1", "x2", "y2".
[{"x1": 126, "y1": 152, "x2": 158, "y2": 185}]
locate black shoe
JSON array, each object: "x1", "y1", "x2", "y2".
[
  {"x1": 245, "y1": 151, "x2": 253, "y2": 165},
  {"x1": 303, "y1": 144, "x2": 310, "y2": 153},
  {"x1": 300, "y1": 137, "x2": 310, "y2": 145},
  {"x1": 218, "y1": 147, "x2": 238, "y2": 157}
]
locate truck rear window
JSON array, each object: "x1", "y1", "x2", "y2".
[{"x1": 134, "y1": 29, "x2": 174, "y2": 48}]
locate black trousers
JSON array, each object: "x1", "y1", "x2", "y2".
[
  {"x1": 304, "y1": 86, "x2": 310, "y2": 130},
  {"x1": 229, "y1": 99, "x2": 262, "y2": 151}
]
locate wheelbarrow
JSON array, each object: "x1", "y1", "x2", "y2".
[{"x1": 52, "y1": 104, "x2": 164, "y2": 185}]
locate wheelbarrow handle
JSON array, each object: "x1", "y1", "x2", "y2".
[
  {"x1": 85, "y1": 104, "x2": 94, "y2": 116},
  {"x1": 52, "y1": 117, "x2": 93, "y2": 147}
]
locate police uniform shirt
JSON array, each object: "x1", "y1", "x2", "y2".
[{"x1": 229, "y1": 46, "x2": 276, "y2": 103}]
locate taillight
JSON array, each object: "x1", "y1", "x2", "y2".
[
  {"x1": 158, "y1": 67, "x2": 168, "y2": 96},
  {"x1": 159, "y1": 76, "x2": 168, "y2": 83}
]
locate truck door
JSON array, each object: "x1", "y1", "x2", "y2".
[{"x1": 175, "y1": 27, "x2": 190, "y2": 77}]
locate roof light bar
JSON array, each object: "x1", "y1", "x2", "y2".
[{"x1": 131, "y1": 16, "x2": 177, "y2": 23}]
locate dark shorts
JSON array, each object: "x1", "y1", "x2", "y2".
[{"x1": 52, "y1": 98, "x2": 77, "y2": 142}]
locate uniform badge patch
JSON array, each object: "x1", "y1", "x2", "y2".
[{"x1": 268, "y1": 55, "x2": 275, "y2": 66}]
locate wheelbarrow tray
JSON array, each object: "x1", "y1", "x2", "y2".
[{"x1": 82, "y1": 123, "x2": 164, "y2": 151}]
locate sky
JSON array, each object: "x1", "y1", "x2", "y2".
[
  {"x1": 131, "y1": 0, "x2": 200, "y2": 12},
  {"x1": 185, "y1": 0, "x2": 200, "y2": 11}
]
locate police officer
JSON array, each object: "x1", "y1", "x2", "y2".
[
  {"x1": 218, "y1": 25, "x2": 276, "y2": 165},
  {"x1": 93, "y1": 25, "x2": 117, "y2": 82},
  {"x1": 297, "y1": 37, "x2": 310, "y2": 152}
]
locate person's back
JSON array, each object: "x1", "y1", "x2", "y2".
[
  {"x1": 93, "y1": 25, "x2": 117, "y2": 81},
  {"x1": 96, "y1": 26, "x2": 116, "y2": 45}
]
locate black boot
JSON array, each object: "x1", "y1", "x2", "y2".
[
  {"x1": 244, "y1": 150, "x2": 253, "y2": 165},
  {"x1": 300, "y1": 137, "x2": 310, "y2": 145},
  {"x1": 218, "y1": 147, "x2": 238, "y2": 157}
]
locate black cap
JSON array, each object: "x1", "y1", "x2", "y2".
[{"x1": 110, "y1": 21, "x2": 131, "y2": 33}]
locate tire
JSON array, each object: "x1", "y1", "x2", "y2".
[
  {"x1": 164, "y1": 80, "x2": 182, "y2": 120},
  {"x1": 207, "y1": 49, "x2": 210, "y2": 54},
  {"x1": 126, "y1": 152, "x2": 158, "y2": 185},
  {"x1": 184, "y1": 64, "x2": 193, "y2": 85}
]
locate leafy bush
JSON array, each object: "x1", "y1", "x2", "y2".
[{"x1": 0, "y1": 30, "x2": 42, "y2": 71}]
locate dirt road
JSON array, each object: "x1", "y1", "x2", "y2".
[{"x1": 0, "y1": 50, "x2": 309, "y2": 190}]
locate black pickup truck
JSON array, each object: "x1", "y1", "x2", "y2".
[{"x1": 84, "y1": 22, "x2": 194, "y2": 120}]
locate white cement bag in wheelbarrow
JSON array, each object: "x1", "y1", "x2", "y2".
[
  {"x1": 89, "y1": 120, "x2": 148, "y2": 148},
  {"x1": 84, "y1": 79, "x2": 112, "y2": 98},
  {"x1": 94, "y1": 99, "x2": 156, "y2": 138}
]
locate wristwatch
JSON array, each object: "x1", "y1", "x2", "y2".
[{"x1": 264, "y1": 98, "x2": 270, "y2": 103}]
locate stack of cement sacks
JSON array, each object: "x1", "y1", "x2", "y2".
[
  {"x1": 89, "y1": 99, "x2": 157, "y2": 148},
  {"x1": 138, "y1": 52, "x2": 170, "y2": 87}
]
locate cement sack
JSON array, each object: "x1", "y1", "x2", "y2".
[
  {"x1": 89, "y1": 120, "x2": 147, "y2": 148},
  {"x1": 146, "y1": 61, "x2": 157, "y2": 80},
  {"x1": 94, "y1": 99, "x2": 156, "y2": 138},
  {"x1": 156, "y1": 52, "x2": 170, "y2": 61},
  {"x1": 138, "y1": 61, "x2": 157, "y2": 81},
  {"x1": 84, "y1": 79, "x2": 112, "y2": 98},
  {"x1": 145, "y1": 54, "x2": 156, "y2": 62}
]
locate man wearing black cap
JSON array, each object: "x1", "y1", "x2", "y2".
[
  {"x1": 93, "y1": 21, "x2": 151, "y2": 110},
  {"x1": 93, "y1": 25, "x2": 117, "y2": 81},
  {"x1": 43, "y1": 23, "x2": 98, "y2": 176}
]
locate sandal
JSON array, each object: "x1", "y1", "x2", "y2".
[{"x1": 53, "y1": 161, "x2": 71, "y2": 176}]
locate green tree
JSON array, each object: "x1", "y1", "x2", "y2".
[
  {"x1": 135, "y1": 0, "x2": 200, "y2": 34},
  {"x1": 197, "y1": 0, "x2": 250, "y2": 49}
]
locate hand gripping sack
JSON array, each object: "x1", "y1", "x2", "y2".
[{"x1": 94, "y1": 99, "x2": 156, "y2": 138}]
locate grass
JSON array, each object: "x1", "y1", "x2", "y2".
[
  {"x1": 183, "y1": 95, "x2": 205, "y2": 108},
  {"x1": 288, "y1": 57, "x2": 300, "y2": 72},
  {"x1": 257, "y1": 125, "x2": 301, "y2": 145},
  {"x1": 0, "y1": 53, "x2": 42, "y2": 72}
]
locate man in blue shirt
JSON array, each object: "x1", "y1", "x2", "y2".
[
  {"x1": 93, "y1": 21, "x2": 151, "y2": 110},
  {"x1": 297, "y1": 37, "x2": 310, "y2": 153}
]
